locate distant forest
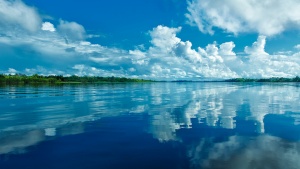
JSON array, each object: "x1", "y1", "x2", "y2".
[
  {"x1": 1, "y1": 74, "x2": 300, "y2": 85},
  {"x1": 0, "y1": 74, "x2": 152, "y2": 85},
  {"x1": 225, "y1": 76, "x2": 300, "y2": 82}
]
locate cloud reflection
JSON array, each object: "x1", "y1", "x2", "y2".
[
  {"x1": 188, "y1": 135, "x2": 300, "y2": 169},
  {"x1": 0, "y1": 122, "x2": 85, "y2": 155},
  {"x1": 1, "y1": 83, "x2": 300, "y2": 155},
  {"x1": 148, "y1": 83, "x2": 300, "y2": 141},
  {"x1": 0, "y1": 130, "x2": 45, "y2": 154}
]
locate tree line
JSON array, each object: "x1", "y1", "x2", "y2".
[
  {"x1": 225, "y1": 76, "x2": 300, "y2": 82},
  {"x1": 0, "y1": 74, "x2": 152, "y2": 85},
  {"x1": 1, "y1": 74, "x2": 299, "y2": 84}
]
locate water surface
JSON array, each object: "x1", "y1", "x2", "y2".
[{"x1": 0, "y1": 83, "x2": 300, "y2": 169}]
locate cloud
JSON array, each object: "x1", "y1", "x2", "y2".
[
  {"x1": 244, "y1": 36, "x2": 268, "y2": 56},
  {"x1": 8, "y1": 68, "x2": 17, "y2": 74},
  {"x1": 147, "y1": 26, "x2": 300, "y2": 79},
  {"x1": 175, "y1": 41, "x2": 202, "y2": 63},
  {"x1": 0, "y1": 0, "x2": 300, "y2": 80},
  {"x1": 41, "y1": 22, "x2": 56, "y2": 32},
  {"x1": 0, "y1": 0, "x2": 41, "y2": 32},
  {"x1": 2, "y1": 21, "x2": 300, "y2": 79},
  {"x1": 150, "y1": 25, "x2": 181, "y2": 51},
  {"x1": 295, "y1": 44, "x2": 300, "y2": 50},
  {"x1": 219, "y1": 42, "x2": 235, "y2": 57},
  {"x1": 57, "y1": 20, "x2": 86, "y2": 40},
  {"x1": 186, "y1": 0, "x2": 300, "y2": 36},
  {"x1": 145, "y1": 25, "x2": 240, "y2": 79}
]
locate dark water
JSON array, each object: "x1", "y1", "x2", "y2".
[{"x1": 0, "y1": 83, "x2": 300, "y2": 169}]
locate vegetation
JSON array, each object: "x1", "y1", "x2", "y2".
[
  {"x1": 1, "y1": 74, "x2": 299, "y2": 85},
  {"x1": 225, "y1": 76, "x2": 300, "y2": 82},
  {"x1": 0, "y1": 74, "x2": 152, "y2": 85}
]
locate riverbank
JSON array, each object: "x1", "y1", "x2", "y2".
[{"x1": 0, "y1": 74, "x2": 152, "y2": 85}]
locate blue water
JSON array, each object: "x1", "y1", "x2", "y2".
[{"x1": 0, "y1": 83, "x2": 300, "y2": 169}]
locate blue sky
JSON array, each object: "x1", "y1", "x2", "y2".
[{"x1": 1, "y1": 0, "x2": 300, "y2": 80}]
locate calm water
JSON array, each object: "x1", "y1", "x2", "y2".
[{"x1": 0, "y1": 82, "x2": 300, "y2": 169}]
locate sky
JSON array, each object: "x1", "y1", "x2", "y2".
[{"x1": 1, "y1": 0, "x2": 300, "y2": 80}]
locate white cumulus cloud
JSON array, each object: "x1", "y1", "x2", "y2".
[
  {"x1": 186, "y1": 0, "x2": 300, "y2": 36},
  {"x1": 2, "y1": 21, "x2": 300, "y2": 80},
  {"x1": 219, "y1": 42, "x2": 236, "y2": 57},
  {"x1": 41, "y1": 22, "x2": 56, "y2": 32},
  {"x1": 58, "y1": 20, "x2": 86, "y2": 40},
  {"x1": 0, "y1": 0, "x2": 41, "y2": 32},
  {"x1": 8, "y1": 68, "x2": 17, "y2": 74},
  {"x1": 294, "y1": 44, "x2": 300, "y2": 50},
  {"x1": 244, "y1": 36, "x2": 268, "y2": 56},
  {"x1": 0, "y1": 0, "x2": 300, "y2": 81},
  {"x1": 150, "y1": 25, "x2": 181, "y2": 51}
]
